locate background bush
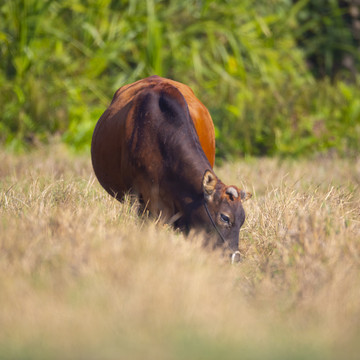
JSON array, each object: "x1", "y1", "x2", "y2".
[{"x1": 1, "y1": 0, "x2": 359, "y2": 157}]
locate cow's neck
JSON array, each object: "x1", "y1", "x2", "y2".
[{"x1": 166, "y1": 143, "x2": 211, "y2": 209}]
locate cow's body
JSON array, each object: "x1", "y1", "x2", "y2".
[{"x1": 91, "y1": 76, "x2": 250, "y2": 252}]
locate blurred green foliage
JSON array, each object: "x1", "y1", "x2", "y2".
[
  {"x1": 294, "y1": 0, "x2": 359, "y2": 79},
  {"x1": 0, "y1": 0, "x2": 359, "y2": 157}
]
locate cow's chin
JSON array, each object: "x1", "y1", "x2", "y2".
[
  {"x1": 214, "y1": 236, "x2": 242, "y2": 263},
  {"x1": 201, "y1": 230, "x2": 237, "y2": 251},
  {"x1": 211, "y1": 241, "x2": 242, "y2": 264}
]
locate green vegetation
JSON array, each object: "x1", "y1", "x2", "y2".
[
  {"x1": 1, "y1": 146, "x2": 359, "y2": 359},
  {"x1": 1, "y1": 0, "x2": 359, "y2": 156}
]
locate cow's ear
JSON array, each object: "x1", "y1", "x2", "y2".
[
  {"x1": 240, "y1": 190, "x2": 252, "y2": 202},
  {"x1": 203, "y1": 170, "x2": 217, "y2": 198}
]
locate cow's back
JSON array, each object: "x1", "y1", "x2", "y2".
[
  {"x1": 91, "y1": 76, "x2": 215, "y2": 201},
  {"x1": 111, "y1": 76, "x2": 215, "y2": 165}
]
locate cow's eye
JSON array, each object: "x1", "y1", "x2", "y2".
[{"x1": 220, "y1": 213, "x2": 230, "y2": 225}]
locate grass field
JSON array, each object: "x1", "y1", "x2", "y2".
[{"x1": 0, "y1": 144, "x2": 359, "y2": 359}]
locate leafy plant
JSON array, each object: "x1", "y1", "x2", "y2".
[{"x1": 0, "y1": 0, "x2": 359, "y2": 156}]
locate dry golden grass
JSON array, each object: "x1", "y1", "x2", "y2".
[{"x1": 1, "y1": 144, "x2": 359, "y2": 359}]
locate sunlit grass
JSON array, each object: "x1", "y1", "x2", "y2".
[{"x1": 0, "y1": 145, "x2": 359, "y2": 359}]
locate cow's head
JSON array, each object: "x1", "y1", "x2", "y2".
[{"x1": 201, "y1": 170, "x2": 251, "y2": 254}]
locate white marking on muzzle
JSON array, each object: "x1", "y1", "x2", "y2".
[{"x1": 231, "y1": 251, "x2": 241, "y2": 264}]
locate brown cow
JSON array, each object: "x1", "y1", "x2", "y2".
[{"x1": 91, "y1": 76, "x2": 251, "y2": 254}]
